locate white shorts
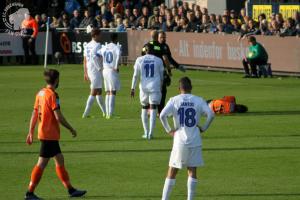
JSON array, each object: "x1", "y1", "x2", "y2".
[
  {"x1": 103, "y1": 69, "x2": 120, "y2": 91},
  {"x1": 139, "y1": 90, "x2": 162, "y2": 106},
  {"x1": 169, "y1": 145, "x2": 203, "y2": 169},
  {"x1": 88, "y1": 71, "x2": 102, "y2": 89}
]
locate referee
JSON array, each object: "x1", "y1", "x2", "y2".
[
  {"x1": 21, "y1": 12, "x2": 38, "y2": 65},
  {"x1": 141, "y1": 30, "x2": 171, "y2": 114}
]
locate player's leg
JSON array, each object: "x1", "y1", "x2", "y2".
[
  {"x1": 82, "y1": 89, "x2": 96, "y2": 118},
  {"x1": 248, "y1": 59, "x2": 258, "y2": 77},
  {"x1": 148, "y1": 92, "x2": 162, "y2": 139},
  {"x1": 95, "y1": 88, "x2": 106, "y2": 116},
  {"x1": 187, "y1": 167, "x2": 198, "y2": 200},
  {"x1": 54, "y1": 153, "x2": 87, "y2": 197},
  {"x1": 140, "y1": 90, "x2": 150, "y2": 138},
  {"x1": 25, "y1": 157, "x2": 50, "y2": 200},
  {"x1": 162, "y1": 167, "x2": 178, "y2": 200},
  {"x1": 108, "y1": 90, "x2": 116, "y2": 117},
  {"x1": 105, "y1": 91, "x2": 110, "y2": 118},
  {"x1": 22, "y1": 37, "x2": 30, "y2": 65},
  {"x1": 148, "y1": 104, "x2": 158, "y2": 139}
]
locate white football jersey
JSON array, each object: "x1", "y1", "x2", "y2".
[
  {"x1": 98, "y1": 42, "x2": 121, "y2": 70},
  {"x1": 160, "y1": 94, "x2": 214, "y2": 147},
  {"x1": 83, "y1": 40, "x2": 102, "y2": 73},
  {"x1": 131, "y1": 54, "x2": 164, "y2": 92}
]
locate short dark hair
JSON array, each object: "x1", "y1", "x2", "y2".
[
  {"x1": 235, "y1": 104, "x2": 248, "y2": 113},
  {"x1": 248, "y1": 36, "x2": 256, "y2": 43},
  {"x1": 44, "y1": 69, "x2": 59, "y2": 85},
  {"x1": 91, "y1": 29, "x2": 101, "y2": 38},
  {"x1": 111, "y1": 33, "x2": 118, "y2": 42},
  {"x1": 179, "y1": 77, "x2": 192, "y2": 91}
]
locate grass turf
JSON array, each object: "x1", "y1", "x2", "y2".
[{"x1": 0, "y1": 64, "x2": 300, "y2": 200}]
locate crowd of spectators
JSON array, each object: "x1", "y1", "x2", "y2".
[{"x1": 33, "y1": 0, "x2": 300, "y2": 37}]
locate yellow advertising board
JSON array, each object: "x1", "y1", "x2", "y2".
[
  {"x1": 279, "y1": 5, "x2": 300, "y2": 19},
  {"x1": 252, "y1": 5, "x2": 272, "y2": 21}
]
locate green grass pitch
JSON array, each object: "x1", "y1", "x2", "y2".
[{"x1": 0, "y1": 64, "x2": 300, "y2": 200}]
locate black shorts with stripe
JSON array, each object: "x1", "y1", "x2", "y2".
[{"x1": 39, "y1": 140, "x2": 61, "y2": 158}]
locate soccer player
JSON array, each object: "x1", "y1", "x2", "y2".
[
  {"x1": 159, "y1": 77, "x2": 215, "y2": 200},
  {"x1": 98, "y1": 33, "x2": 121, "y2": 119},
  {"x1": 82, "y1": 29, "x2": 106, "y2": 118},
  {"x1": 25, "y1": 69, "x2": 86, "y2": 200},
  {"x1": 131, "y1": 45, "x2": 164, "y2": 139},
  {"x1": 208, "y1": 96, "x2": 248, "y2": 114}
]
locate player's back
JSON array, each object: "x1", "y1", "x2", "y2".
[
  {"x1": 100, "y1": 42, "x2": 121, "y2": 70},
  {"x1": 170, "y1": 94, "x2": 208, "y2": 147},
  {"x1": 84, "y1": 40, "x2": 101, "y2": 72},
  {"x1": 135, "y1": 54, "x2": 164, "y2": 92},
  {"x1": 35, "y1": 87, "x2": 60, "y2": 141}
]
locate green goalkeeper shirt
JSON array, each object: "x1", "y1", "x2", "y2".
[{"x1": 247, "y1": 42, "x2": 268, "y2": 62}]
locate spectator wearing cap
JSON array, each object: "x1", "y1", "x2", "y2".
[
  {"x1": 79, "y1": 10, "x2": 96, "y2": 28},
  {"x1": 70, "y1": 10, "x2": 81, "y2": 29},
  {"x1": 148, "y1": 7, "x2": 160, "y2": 28}
]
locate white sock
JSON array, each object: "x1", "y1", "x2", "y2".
[
  {"x1": 141, "y1": 109, "x2": 149, "y2": 135},
  {"x1": 96, "y1": 95, "x2": 106, "y2": 115},
  {"x1": 109, "y1": 95, "x2": 115, "y2": 116},
  {"x1": 187, "y1": 177, "x2": 198, "y2": 200},
  {"x1": 149, "y1": 109, "x2": 157, "y2": 137},
  {"x1": 83, "y1": 95, "x2": 95, "y2": 117},
  {"x1": 162, "y1": 178, "x2": 176, "y2": 200},
  {"x1": 105, "y1": 95, "x2": 109, "y2": 117}
]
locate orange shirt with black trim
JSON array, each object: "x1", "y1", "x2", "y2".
[
  {"x1": 21, "y1": 17, "x2": 38, "y2": 38},
  {"x1": 34, "y1": 87, "x2": 60, "y2": 140},
  {"x1": 209, "y1": 96, "x2": 236, "y2": 114}
]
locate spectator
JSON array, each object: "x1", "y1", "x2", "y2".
[
  {"x1": 149, "y1": 16, "x2": 160, "y2": 30},
  {"x1": 200, "y1": 14, "x2": 210, "y2": 33},
  {"x1": 70, "y1": 9, "x2": 81, "y2": 29},
  {"x1": 280, "y1": 18, "x2": 297, "y2": 37},
  {"x1": 50, "y1": 16, "x2": 60, "y2": 28},
  {"x1": 79, "y1": 10, "x2": 95, "y2": 28},
  {"x1": 294, "y1": 11, "x2": 300, "y2": 26},
  {"x1": 165, "y1": 12, "x2": 176, "y2": 31},
  {"x1": 35, "y1": 15, "x2": 43, "y2": 30},
  {"x1": 123, "y1": 18, "x2": 130, "y2": 29},
  {"x1": 174, "y1": 17, "x2": 191, "y2": 32},
  {"x1": 276, "y1": 13, "x2": 284, "y2": 27},
  {"x1": 131, "y1": 7, "x2": 140, "y2": 25},
  {"x1": 136, "y1": 16, "x2": 148, "y2": 29},
  {"x1": 209, "y1": 14, "x2": 218, "y2": 33},
  {"x1": 116, "y1": 17, "x2": 126, "y2": 31},
  {"x1": 102, "y1": 18, "x2": 110, "y2": 28},
  {"x1": 231, "y1": 18, "x2": 241, "y2": 33},
  {"x1": 148, "y1": 7, "x2": 160, "y2": 28},
  {"x1": 216, "y1": 23, "x2": 225, "y2": 34},
  {"x1": 221, "y1": 15, "x2": 234, "y2": 34},
  {"x1": 136, "y1": 6, "x2": 149, "y2": 28},
  {"x1": 40, "y1": 13, "x2": 48, "y2": 31},
  {"x1": 216, "y1": 15, "x2": 222, "y2": 24},
  {"x1": 239, "y1": 8, "x2": 247, "y2": 24},
  {"x1": 269, "y1": 20, "x2": 281, "y2": 35},
  {"x1": 102, "y1": 4, "x2": 114, "y2": 22},
  {"x1": 187, "y1": 11, "x2": 199, "y2": 32},
  {"x1": 124, "y1": 8, "x2": 132, "y2": 19},
  {"x1": 95, "y1": 15, "x2": 102, "y2": 28},
  {"x1": 195, "y1": 10, "x2": 202, "y2": 22}
]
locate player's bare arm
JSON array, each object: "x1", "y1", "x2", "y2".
[
  {"x1": 26, "y1": 109, "x2": 38, "y2": 145},
  {"x1": 54, "y1": 109, "x2": 77, "y2": 137},
  {"x1": 83, "y1": 56, "x2": 89, "y2": 81}
]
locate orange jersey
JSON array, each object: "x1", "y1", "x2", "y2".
[
  {"x1": 21, "y1": 17, "x2": 38, "y2": 38},
  {"x1": 209, "y1": 96, "x2": 236, "y2": 114},
  {"x1": 34, "y1": 87, "x2": 60, "y2": 140}
]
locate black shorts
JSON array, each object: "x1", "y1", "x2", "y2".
[{"x1": 39, "y1": 140, "x2": 61, "y2": 158}]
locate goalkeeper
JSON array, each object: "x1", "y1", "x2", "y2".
[{"x1": 242, "y1": 36, "x2": 268, "y2": 78}]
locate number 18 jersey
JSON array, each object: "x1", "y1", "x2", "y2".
[{"x1": 161, "y1": 94, "x2": 213, "y2": 147}]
